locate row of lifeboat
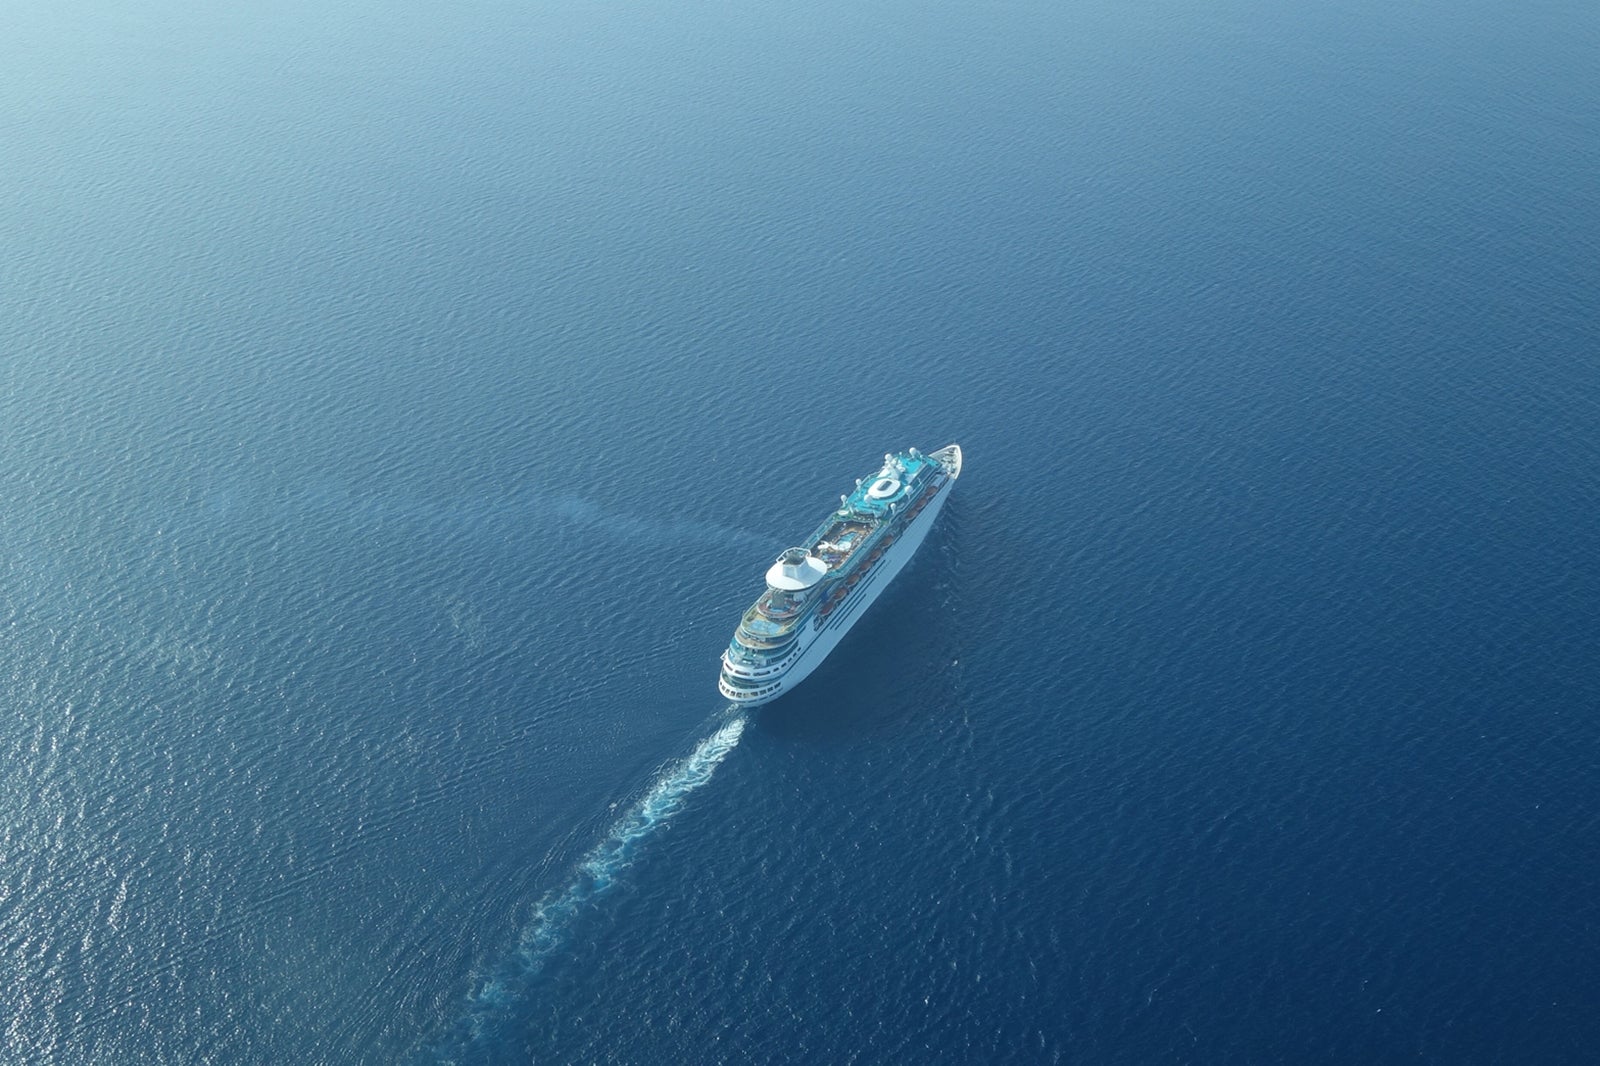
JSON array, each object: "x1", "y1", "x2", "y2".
[{"x1": 814, "y1": 474, "x2": 944, "y2": 619}]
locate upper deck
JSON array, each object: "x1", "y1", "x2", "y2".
[
  {"x1": 732, "y1": 448, "x2": 957, "y2": 650},
  {"x1": 836, "y1": 449, "x2": 947, "y2": 519}
]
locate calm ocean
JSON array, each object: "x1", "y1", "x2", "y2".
[{"x1": 3, "y1": 0, "x2": 1597, "y2": 1061}]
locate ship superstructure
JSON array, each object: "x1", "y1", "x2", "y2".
[{"x1": 718, "y1": 444, "x2": 963, "y2": 706}]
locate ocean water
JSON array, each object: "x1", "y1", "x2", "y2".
[{"x1": 3, "y1": 0, "x2": 1598, "y2": 1061}]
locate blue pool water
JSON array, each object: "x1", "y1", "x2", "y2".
[{"x1": 3, "y1": 0, "x2": 1597, "y2": 1061}]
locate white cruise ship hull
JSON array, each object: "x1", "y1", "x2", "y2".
[{"x1": 718, "y1": 455, "x2": 957, "y2": 707}]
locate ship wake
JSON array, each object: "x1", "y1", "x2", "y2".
[{"x1": 434, "y1": 712, "x2": 747, "y2": 1062}]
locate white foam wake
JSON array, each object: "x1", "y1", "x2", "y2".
[{"x1": 436, "y1": 714, "x2": 746, "y2": 1061}]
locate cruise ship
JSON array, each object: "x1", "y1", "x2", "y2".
[{"x1": 718, "y1": 444, "x2": 963, "y2": 706}]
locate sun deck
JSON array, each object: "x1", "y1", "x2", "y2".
[
  {"x1": 719, "y1": 443, "x2": 962, "y2": 703},
  {"x1": 731, "y1": 447, "x2": 958, "y2": 653}
]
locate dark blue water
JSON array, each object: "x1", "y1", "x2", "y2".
[{"x1": 4, "y1": 0, "x2": 1597, "y2": 1061}]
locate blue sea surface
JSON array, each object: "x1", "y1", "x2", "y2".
[{"x1": 3, "y1": 0, "x2": 1598, "y2": 1061}]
